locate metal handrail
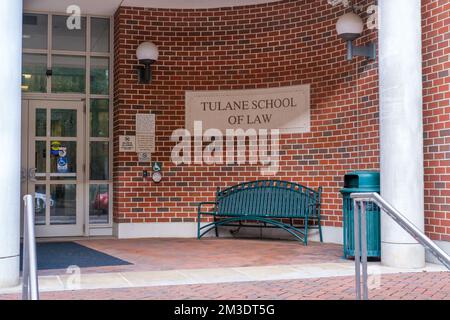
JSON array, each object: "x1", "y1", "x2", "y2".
[
  {"x1": 22, "y1": 195, "x2": 39, "y2": 300},
  {"x1": 351, "y1": 192, "x2": 450, "y2": 300}
]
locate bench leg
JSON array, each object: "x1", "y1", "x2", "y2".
[
  {"x1": 197, "y1": 212, "x2": 201, "y2": 240},
  {"x1": 304, "y1": 218, "x2": 309, "y2": 246},
  {"x1": 318, "y1": 216, "x2": 323, "y2": 243},
  {"x1": 214, "y1": 216, "x2": 219, "y2": 237}
]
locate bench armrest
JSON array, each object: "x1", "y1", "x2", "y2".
[{"x1": 197, "y1": 201, "x2": 218, "y2": 214}]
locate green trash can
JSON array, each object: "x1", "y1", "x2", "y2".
[{"x1": 340, "y1": 171, "x2": 381, "y2": 260}]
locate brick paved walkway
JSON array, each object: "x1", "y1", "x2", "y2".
[
  {"x1": 2, "y1": 238, "x2": 448, "y2": 300},
  {"x1": 2, "y1": 272, "x2": 449, "y2": 300},
  {"x1": 36, "y1": 238, "x2": 344, "y2": 276}
]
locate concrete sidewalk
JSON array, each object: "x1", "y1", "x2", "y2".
[{"x1": 0, "y1": 261, "x2": 446, "y2": 295}]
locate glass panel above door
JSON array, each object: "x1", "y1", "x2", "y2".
[
  {"x1": 22, "y1": 54, "x2": 47, "y2": 93},
  {"x1": 51, "y1": 109, "x2": 77, "y2": 137},
  {"x1": 52, "y1": 55, "x2": 86, "y2": 93},
  {"x1": 90, "y1": 99, "x2": 109, "y2": 137},
  {"x1": 23, "y1": 14, "x2": 48, "y2": 50},
  {"x1": 91, "y1": 18, "x2": 110, "y2": 53},
  {"x1": 90, "y1": 57, "x2": 109, "y2": 95},
  {"x1": 52, "y1": 15, "x2": 86, "y2": 51}
]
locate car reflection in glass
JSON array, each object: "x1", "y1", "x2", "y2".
[{"x1": 93, "y1": 192, "x2": 108, "y2": 212}]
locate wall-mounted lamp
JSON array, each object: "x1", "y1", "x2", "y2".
[
  {"x1": 336, "y1": 12, "x2": 376, "y2": 61},
  {"x1": 136, "y1": 42, "x2": 159, "y2": 84}
]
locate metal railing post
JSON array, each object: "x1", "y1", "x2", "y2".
[
  {"x1": 350, "y1": 192, "x2": 450, "y2": 301},
  {"x1": 360, "y1": 201, "x2": 368, "y2": 300},
  {"x1": 353, "y1": 199, "x2": 361, "y2": 300},
  {"x1": 22, "y1": 204, "x2": 30, "y2": 300},
  {"x1": 22, "y1": 195, "x2": 39, "y2": 300}
]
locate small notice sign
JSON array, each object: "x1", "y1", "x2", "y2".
[
  {"x1": 136, "y1": 114, "x2": 156, "y2": 153},
  {"x1": 136, "y1": 113, "x2": 155, "y2": 133},
  {"x1": 138, "y1": 152, "x2": 151, "y2": 163},
  {"x1": 152, "y1": 162, "x2": 162, "y2": 172},
  {"x1": 136, "y1": 134, "x2": 155, "y2": 153},
  {"x1": 119, "y1": 135, "x2": 136, "y2": 152}
]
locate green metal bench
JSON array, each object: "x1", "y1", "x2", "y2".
[{"x1": 197, "y1": 180, "x2": 323, "y2": 245}]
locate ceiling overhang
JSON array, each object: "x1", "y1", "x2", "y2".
[{"x1": 24, "y1": 0, "x2": 281, "y2": 15}]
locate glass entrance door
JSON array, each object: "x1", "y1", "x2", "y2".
[{"x1": 25, "y1": 100, "x2": 84, "y2": 237}]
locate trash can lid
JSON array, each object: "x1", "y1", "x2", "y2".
[{"x1": 344, "y1": 171, "x2": 380, "y2": 189}]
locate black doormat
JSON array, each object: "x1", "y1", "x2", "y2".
[{"x1": 20, "y1": 242, "x2": 132, "y2": 270}]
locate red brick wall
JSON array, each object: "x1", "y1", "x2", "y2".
[
  {"x1": 112, "y1": 0, "x2": 380, "y2": 231},
  {"x1": 422, "y1": 0, "x2": 450, "y2": 241}
]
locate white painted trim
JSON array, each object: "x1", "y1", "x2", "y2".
[
  {"x1": 89, "y1": 227, "x2": 113, "y2": 236},
  {"x1": 24, "y1": 1, "x2": 123, "y2": 16},
  {"x1": 113, "y1": 222, "x2": 343, "y2": 244},
  {"x1": 425, "y1": 240, "x2": 450, "y2": 265},
  {"x1": 310, "y1": 226, "x2": 342, "y2": 244},
  {"x1": 0, "y1": 256, "x2": 20, "y2": 288},
  {"x1": 122, "y1": 0, "x2": 281, "y2": 9},
  {"x1": 24, "y1": 0, "x2": 282, "y2": 15},
  {"x1": 114, "y1": 222, "x2": 209, "y2": 239}
]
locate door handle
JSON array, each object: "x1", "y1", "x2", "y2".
[{"x1": 28, "y1": 168, "x2": 37, "y2": 182}]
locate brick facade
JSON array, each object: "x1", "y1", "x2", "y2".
[
  {"x1": 112, "y1": 0, "x2": 448, "y2": 241},
  {"x1": 423, "y1": 0, "x2": 450, "y2": 241}
]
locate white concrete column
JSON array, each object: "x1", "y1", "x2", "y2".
[
  {"x1": 379, "y1": 0, "x2": 425, "y2": 268},
  {"x1": 0, "y1": 0, "x2": 23, "y2": 287}
]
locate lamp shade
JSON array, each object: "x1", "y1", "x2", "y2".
[
  {"x1": 136, "y1": 42, "x2": 159, "y2": 62},
  {"x1": 336, "y1": 12, "x2": 364, "y2": 41}
]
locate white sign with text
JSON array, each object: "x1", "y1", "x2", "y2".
[
  {"x1": 185, "y1": 85, "x2": 310, "y2": 134},
  {"x1": 119, "y1": 135, "x2": 136, "y2": 152},
  {"x1": 136, "y1": 114, "x2": 156, "y2": 153}
]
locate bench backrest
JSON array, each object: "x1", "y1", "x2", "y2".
[{"x1": 216, "y1": 180, "x2": 322, "y2": 218}]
